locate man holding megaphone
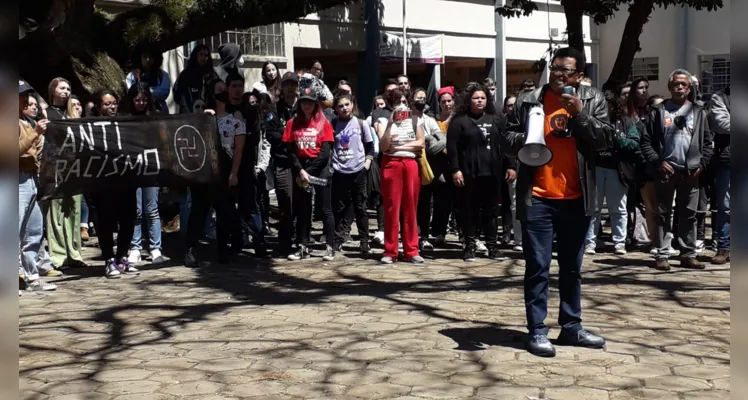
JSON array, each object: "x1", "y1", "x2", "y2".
[{"x1": 501, "y1": 47, "x2": 613, "y2": 358}]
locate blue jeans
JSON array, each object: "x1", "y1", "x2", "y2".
[
  {"x1": 19, "y1": 173, "x2": 43, "y2": 281},
  {"x1": 131, "y1": 187, "x2": 162, "y2": 250},
  {"x1": 586, "y1": 167, "x2": 628, "y2": 246},
  {"x1": 714, "y1": 165, "x2": 730, "y2": 250},
  {"x1": 523, "y1": 197, "x2": 589, "y2": 336},
  {"x1": 80, "y1": 196, "x2": 89, "y2": 226},
  {"x1": 178, "y1": 188, "x2": 215, "y2": 238}
]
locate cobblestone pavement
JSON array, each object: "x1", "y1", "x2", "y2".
[{"x1": 19, "y1": 235, "x2": 730, "y2": 400}]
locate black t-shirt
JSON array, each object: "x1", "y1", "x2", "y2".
[
  {"x1": 596, "y1": 120, "x2": 622, "y2": 170},
  {"x1": 370, "y1": 107, "x2": 392, "y2": 124},
  {"x1": 46, "y1": 105, "x2": 67, "y2": 121},
  {"x1": 447, "y1": 112, "x2": 497, "y2": 178}
]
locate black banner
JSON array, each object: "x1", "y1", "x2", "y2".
[{"x1": 39, "y1": 113, "x2": 221, "y2": 200}]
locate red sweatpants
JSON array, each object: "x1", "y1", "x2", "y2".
[{"x1": 381, "y1": 155, "x2": 420, "y2": 258}]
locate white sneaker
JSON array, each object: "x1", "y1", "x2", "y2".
[
  {"x1": 398, "y1": 242, "x2": 404, "y2": 253},
  {"x1": 649, "y1": 247, "x2": 658, "y2": 255},
  {"x1": 380, "y1": 256, "x2": 395, "y2": 264},
  {"x1": 150, "y1": 249, "x2": 165, "y2": 264},
  {"x1": 513, "y1": 244, "x2": 523, "y2": 252},
  {"x1": 421, "y1": 240, "x2": 434, "y2": 251},
  {"x1": 584, "y1": 244, "x2": 596, "y2": 255},
  {"x1": 26, "y1": 279, "x2": 57, "y2": 292},
  {"x1": 127, "y1": 249, "x2": 141, "y2": 264},
  {"x1": 105, "y1": 259, "x2": 121, "y2": 279},
  {"x1": 372, "y1": 231, "x2": 385, "y2": 245},
  {"x1": 695, "y1": 240, "x2": 705, "y2": 254},
  {"x1": 476, "y1": 240, "x2": 488, "y2": 253},
  {"x1": 614, "y1": 243, "x2": 627, "y2": 255},
  {"x1": 668, "y1": 246, "x2": 678, "y2": 256}
]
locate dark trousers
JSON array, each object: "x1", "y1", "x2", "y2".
[
  {"x1": 654, "y1": 171, "x2": 699, "y2": 259},
  {"x1": 417, "y1": 182, "x2": 434, "y2": 240},
  {"x1": 186, "y1": 184, "x2": 242, "y2": 253},
  {"x1": 332, "y1": 169, "x2": 369, "y2": 245},
  {"x1": 93, "y1": 188, "x2": 137, "y2": 260},
  {"x1": 523, "y1": 197, "x2": 588, "y2": 336},
  {"x1": 458, "y1": 176, "x2": 500, "y2": 249},
  {"x1": 238, "y1": 168, "x2": 266, "y2": 246},
  {"x1": 500, "y1": 178, "x2": 512, "y2": 236},
  {"x1": 274, "y1": 165, "x2": 294, "y2": 251},
  {"x1": 295, "y1": 180, "x2": 334, "y2": 248}
]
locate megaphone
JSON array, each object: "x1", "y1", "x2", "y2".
[{"x1": 518, "y1": 106, "x2": 553, "y2": 167}]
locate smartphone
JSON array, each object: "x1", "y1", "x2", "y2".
[
  {"x1": 393, "y1": 109, "x2": 410, "y2": 122},
  {"x1": 562, "y1": 86, "x2": 575, "y2": 96}
]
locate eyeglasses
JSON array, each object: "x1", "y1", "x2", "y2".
[{"x1": 550, "y1": 65, "x2": 577, "y2": 75}]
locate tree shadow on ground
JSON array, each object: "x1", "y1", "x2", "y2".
[
  {"x1": 439, "y1": 326, "x2": 527, "y2": 352},
  {"x1": 19, "y1": 230, "x2": 731, "y2": 394}
]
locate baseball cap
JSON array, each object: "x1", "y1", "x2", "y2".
[
  {"x1": 19, "y1": 79, "x2": 35, "y2": 94},
  {"x1": 281, "y1": 71, "x2": 299, "y2": 84},
  {"x1": 299, "y1": 87, "x2": 317, "y2": 101}
]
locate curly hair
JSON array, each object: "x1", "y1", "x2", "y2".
[
  {"x1": 385, "y1": 87, "x2": 410, "y2": 109},
  {"x1": 454, "y1": 82, "x2": 496, "y2": 116},
  {"x1": 603, "y1": 90, "x2": 625, "y2": 123}
]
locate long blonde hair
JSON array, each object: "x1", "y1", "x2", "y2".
[{"x1": 66, "y1": 95, "x2": 82, "y2": 118}]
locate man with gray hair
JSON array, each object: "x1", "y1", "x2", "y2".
[{"x1": 640, "y1": 69, "x2": 713, "y2": 271}]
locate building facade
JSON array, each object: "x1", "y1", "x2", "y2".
[{"x1": 598, "y1": 0, "x2": 731, "y2": 96}]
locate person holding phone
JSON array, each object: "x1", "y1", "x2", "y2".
[
  {"x1": 376, "y1": 88, "x2": 425, "y2": 264},
  {"x1": 502, "y1": 47, "x2": 612, "y2": 357},
  {"x1": 19, "y1": 81, "x2": 58, "y2": 292}
]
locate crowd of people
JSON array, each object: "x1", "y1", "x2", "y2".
[{"x1": 19, "y1": 44, "x2": 729, "y2": 356}]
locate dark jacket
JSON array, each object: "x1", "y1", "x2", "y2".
[
  {"x1": 609, "y1": 116, "x2": 641, "y2": 187},
  {"x1": 708, "y1": 89, "x2": 729, "y2": 166},
  {"x1": 174, "y1": 47, "x2": 218, "y2": 114},
  {"x1": 446, "y1": 112, "x2": 504, "y2": 183},
  {"x1": 640, "y1": 100, "x2": 713, "y2": 176},
  {"x1": 501, "y1": 84, "x2": 613, "y2": 221}
]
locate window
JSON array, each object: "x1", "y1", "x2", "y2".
[
  {"x1": 194, "y1": 23, "x2": 286, "y2": 58},
  {"x1": 700, "y1": 54, "x2": 730, "y2": 94},
  {"x1": 629, "y1": 57, "x2": 659, "y2": 81}
]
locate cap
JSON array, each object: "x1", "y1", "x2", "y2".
[
  {"x1": 281, "y1": 71, "x2": 299, "y2": 84},
  {"x1": 437, "y1": 86, "x2": 454, "y2": 99},
  {"x1": 19, "y1": 79, "x2": 35, "y2": 94},
  {"x1": 299, "y1": 87, "x2": 317, "y2": 101}
]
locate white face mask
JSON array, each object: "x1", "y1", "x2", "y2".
[{"x1": 236, "y1": 56, "x2": 244, "y2": 67}]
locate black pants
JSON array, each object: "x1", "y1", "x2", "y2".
[
  {"x1": 295, "y1": 176, "x2": 334, "y2": 248},
  {"x1": 274, "y1": 165, "x2": 294, "y2": 251},
  {"x1": 186, "y1": 184, "x2": 242, "y2": 254},
  {"x1": 333, "y1": 169, "x2": 369, "y2": 245},
  {"x1": 500, "y1": 178, "x2": 512, "y2": 235},
  {"x1": 458, "y1": 176, "x2": 500, "y2": 249},
  {"x1": 93, "y1": 188, "x2": 137, "y2": 260}
]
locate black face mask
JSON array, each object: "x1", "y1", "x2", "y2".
[
  {"x1": 413, "y1": 101, "x2": 426, "y2": 112},
  {"x1": 214, "y1": 91, "x2": 229, "y2": 104}
]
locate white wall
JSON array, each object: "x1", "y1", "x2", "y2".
[{"x1": 598, "y1": 1, "x2": 730, "y2": 95}]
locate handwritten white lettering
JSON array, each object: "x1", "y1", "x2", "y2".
[
  {"x1": 59, "y1": 128, "x2": 76, "y2": 156},
  {"x1": 79, "y1": 123, "x2": 95, "y2": 151},
  {"x1": 93, "y1": 121, "x2": 112, "y2": 152},
  {"x1": 143, "y1": 149, "x2": 160, "y2": 175},
  {"x1": 121, "y1": 153, "x2": 144, "y2": 175}
]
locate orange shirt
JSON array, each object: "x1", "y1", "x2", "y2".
[{"x1": 531, "y1": 92, "x2": 583, "y2": 199}]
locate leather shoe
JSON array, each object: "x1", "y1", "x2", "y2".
[
  {"x1": 557, "y1": 329, "x2": 606, "y2": 349},
  {"x1": 654, "y1": 259, "x2": 671, "y2": 271},
  {"x1": 526, "y1": 334, "x2": 556, "y2": 357},
  {"x1": 681, "y1": 257, "x2": 705, "y2": 270}
]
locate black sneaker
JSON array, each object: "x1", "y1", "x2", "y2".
[
  {"x1": 288, "y1": 245, "x2": 309, "y2": 261},
  {"x1": 184, "y1": 247, "x2": 198, "y2": 268},
  {"x1": 254, "y1": 245, "x2": 272, "y2": 259},
  {"x1": 488, "y1": 248, "x2": 508, "y2": 261},
  {"x1": 360, "y1": 240, "x2": 371, "y2": 254},
  {"x1": 527, "y1": 334, "x2": 556, "y2": 357},
  {"x1": 463, "y1": 247, "x2": 476, "y2": 262}
]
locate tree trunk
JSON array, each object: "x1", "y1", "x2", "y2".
[
  {"x1": 602, "y1": 0, "x2": 655, "y2": 91},
  {"x1": 563, "y1": 0, "x2": 585, "y2": 53}
]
